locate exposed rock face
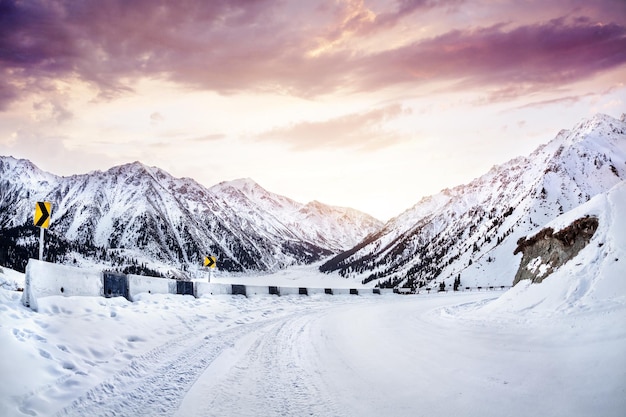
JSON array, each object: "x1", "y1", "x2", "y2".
[{"x1": 513, "y1": 217, "x2": 599, "y2": 285}]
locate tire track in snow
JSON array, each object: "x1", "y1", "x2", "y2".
[
  {"x1": 175, "y1": 310, "x2": 343, "y2": 417},
  {"x1": 52, "y1": 317, "x2": 284, "y2": 417}
]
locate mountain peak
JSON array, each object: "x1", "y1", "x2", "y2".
[
  {"x1": 569, "y1": 113, "x2": 626, "y2": 143},
  {"x1": 225, "y1": 177, "x2": 261, "y2": 191},
  {"x1": 321, "y1": 113, "x2": 626, "y2": 289},
  {"x1": 0, "y1": 155, "x2": 57, "y2": 183},
  {"x1": 211, "y1": 178, "x2": 267, "y2": 201},
  {"x1": 104, "y1": 161, "x2": 147, "y2": 176},
  {"x1": 0, "y1": 158, "x2": 381, "y2": 275}
]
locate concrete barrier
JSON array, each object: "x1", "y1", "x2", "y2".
[
  {"x1": 103, "y1": 271, "x2": 128, "y2": 299},
  {"x1": 232, "y1": 284, "x2": 247, "y2": 296},
  {"x1": 246, "y1": 285, "x2": 270, "y2": 296},
  {"x1": 21, "y1": 259, "x2": 402, "y2": 308},
  {"x1": 278, "y1": 286, "x2": 301, "y2": 296},
  {"x1": 307, "y1": 288, "x2": 327, "y2": 296},
  {"x1": 177, "y1": 280, "x2": 194, "y2": 296},
  {"x1": 195, "y1": 282, "x2": 231, "y2": 297},
  {"x1": 22, "y1": 259, "x2": 103, "y2": 311},
  {"x1": 127, "y1": 274, "x2": 175, "y2": 301}
]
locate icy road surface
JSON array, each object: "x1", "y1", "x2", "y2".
[{"x1": 1, "y1": 291, "x2": 625, "y2": 417}]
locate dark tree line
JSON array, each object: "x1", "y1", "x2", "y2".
[{"x1": 0, "y1": 225, "x2": 165, "y2": 276}]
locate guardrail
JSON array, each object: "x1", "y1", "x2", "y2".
[
  {"x1": 20, "y1": 259, "x2": 511, "y2": 310},
  {"x1": 21, "y1": 260, "x2": 394, "y2": 310}
]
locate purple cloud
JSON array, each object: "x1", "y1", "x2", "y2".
[
  {"x1": 358, "y1": 17, "x2": 626, "y2": 92},
  {"x1": 0, "y1": 0, "x2": 625, "y2": 110}
]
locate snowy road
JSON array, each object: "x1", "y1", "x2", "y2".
[
  {"x1": 175, "y1": 293, "x2": 626, "y2": 417},
  {"x1": 2, "y1": 291, "x2": 625, "y2": 417}
]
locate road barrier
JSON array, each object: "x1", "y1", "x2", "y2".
[
  {"x1": 277, "y1": 287, "x2": 301, "y2": 296},
  {"x1": 21, "y1": 259, "x2": 503, "y2": 309},
  {"x1": 103, "y1": 271, "x2": 128, "y2": 299},
  {"x1": 231, "y1": 284, "x2": 247, "y2": 296},
  {"x1": 195, "y1": 282, "x2": 231, "y2": 297},
  {"x1": 176, "y1": 280, "x2": 194, "y2": 296},
  {"x1": 22, "y1": 259, "x2": 103, "y2": 310},
  {"x1": 128, "y1": 274, "x2": 175, "y2": 301}
]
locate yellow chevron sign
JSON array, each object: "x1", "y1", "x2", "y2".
[
  {"x1": 204, "y1": 256, "x2": 216, "y2": 269},
  {"x1": 34, "y1": 201, "x2": 52, "y2": 229}
]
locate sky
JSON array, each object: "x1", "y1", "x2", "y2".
[{"x1": 1, "y1": 0, "x2": 625, "y2": 221}]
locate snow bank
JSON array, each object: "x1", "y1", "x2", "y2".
[
  {"x1": 1, "y1": 277, "x2": 624, "y2": 416},
  {"x1": 478, "y1": 181, "x2": 626, "y2": 315},
  {"x1": 0, "y1": 266, "x2": 24, "y2": 291}
]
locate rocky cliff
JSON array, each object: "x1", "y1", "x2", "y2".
[{"x1": 513, "y1": 216, "x2": 599, "y2": 285}]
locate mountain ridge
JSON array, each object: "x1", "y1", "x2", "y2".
[
  {"x1": 2, "y1": 113, "x2": 624, "y2": 286},
  {"x1": 320, "y1": 113, "x2": 626, "y2": 289},
  {"x1": 0, "y1": 157, "x2": 382, "y2": 275}
]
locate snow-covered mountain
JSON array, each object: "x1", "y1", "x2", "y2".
[
  {"x1": 0, "y1": 159, "x2": 382, "y2": 274},
  {"x1": 320, "y1": 113, "x2": 626, "y2": 289},
  {"x1": 480, "y1": 180, "x2": 626, "y2": 314}
]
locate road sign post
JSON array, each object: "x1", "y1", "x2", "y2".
[
  {"x1": 39, "y1": 227, "x2": 44, "y2": 261},
  {"x1": 34, "y1": 202, "x2": 52, "y2": 261},
  {"x1": 203, "y1": 256, "x2": 217, "y2": 282}
]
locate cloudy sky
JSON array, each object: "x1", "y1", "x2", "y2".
[{"x1": 1, "y1": 0, "x2": 625, "y2": 220}]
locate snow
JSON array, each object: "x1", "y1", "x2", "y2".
[
  {"x1": 212, "y1": 261, "x2": 372, "y2": 289},
  {"x1": 0, "y1": 266, "x2": 24, "y2": 290},
  {"x1": 3, "y1": 178, "x2": 624, "y2": 416},
  {"x1": 477, "y1": 181, "x2": 626, "y2": 315},
  {"x1": 1, "y1": 114, "x2": 625, "y2": 416},
  {"x1": 1, "y1": 274, "x2": 624, "y2": 416},
  {"x1": 323, "y1": 113, "x2": 626, "y2": 290},
  {"x1": 0, "y1": 155, "x2": 382, "y2": 276},
  {"x1": 526, "y1": 256, "x2": 550, "y2": 278}
]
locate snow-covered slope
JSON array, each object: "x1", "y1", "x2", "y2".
[
  {"x1": 479, "y1": 181, "x2": 626, "y2": 314},
  {"x1": 320, "y1": 113, "x2": 626, "y2": 289},
  {"x1": 0, "y1": 160, "x2": 382, "y2": 274}
]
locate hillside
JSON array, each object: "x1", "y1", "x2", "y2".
[
  {"x1": 320, "y1": 113, "x2": 626, "y2": 289},
  {"x1": 478, "y1": 181, "x2": 626, "y2": 314}
]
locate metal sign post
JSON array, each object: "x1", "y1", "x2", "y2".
[{"x1": 39, "y1": 227, "x2": 45, "y2": 261}]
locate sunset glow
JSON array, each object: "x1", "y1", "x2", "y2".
[{"x1": 1, "y1": 0, "x2": 625, "y2": 220}]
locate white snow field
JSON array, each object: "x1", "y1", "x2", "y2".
[{"x1": 0, "y1": 288, "x2": 624, "y2": 417}]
